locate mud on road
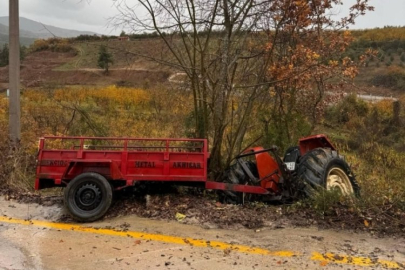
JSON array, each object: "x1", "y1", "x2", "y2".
[{"x1": 0, "y1": 192, "x2": 405, "y2": 269}]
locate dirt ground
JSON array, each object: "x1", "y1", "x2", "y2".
[
  {"x1": 1, "y1": 185, "x2": 404, "y2": 238},
  {"x1": 0, "y1": 51, "x2": 171, "y2": 89}
]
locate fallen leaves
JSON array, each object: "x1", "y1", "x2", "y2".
[
  {"x1": 364, "y1": 220, "x2": 370, "y2": 227},
  {"x1": 5, "y1": 186, "x2": 405, "y2": 238},
  {"x1": 175, "y1": 212, "x2": 186, "y2": 222},
  {"x1": 320, "y1": 260, "x2": 328, "y2": 266},
  {"x1": 134, "y1": 240, "x2": 141, "y2": 245}
]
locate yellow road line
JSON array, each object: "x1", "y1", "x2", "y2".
[
  {"x1": 0, "y1": 216, "x2": 403, "y2": 269},
  {"x1": 312, "y1": 252, "x2": 402, "y2": 269},
  {"x1": 0, "y1": 216, "x2": 295, "y2": 257}
]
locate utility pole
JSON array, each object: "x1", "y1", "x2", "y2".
[{"x1": 9, "y1": 0, "x2": 21, "y2": 145}]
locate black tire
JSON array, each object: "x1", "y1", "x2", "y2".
[
  {"x1": 297, "y1": 148, "x2": 360, "y2": 197},
  {"x1": 220, "y1": 161, "x2": 258, "y2": 204},
  {"x1": 64, "y1": 172, "x2": 113, "y2": 222}
]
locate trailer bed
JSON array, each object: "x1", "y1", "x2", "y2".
[{"x1": 35, "y1": 136, "x2": 209, "y2": 190}]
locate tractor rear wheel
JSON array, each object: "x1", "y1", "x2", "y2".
[
  {"x1": 64, "y1": 172, "x2": 113, "y2": 222},
  {"x1": 296, "y1": 148, "x2": 360, "y2": 197}
]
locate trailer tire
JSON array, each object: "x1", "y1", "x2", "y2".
[
  {"x1": 297, "y1": 148, "x2": 360, "y2": 197},
  {"x1": 64, "y1": 172, "x2": 113, "y2": 222}
]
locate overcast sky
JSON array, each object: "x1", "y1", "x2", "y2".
[{"x1": 0, "y1": 0, "x2": 404, "y2": 35}]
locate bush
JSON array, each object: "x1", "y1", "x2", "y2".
[
  {"x1": 324, "y1": 96, "x2": 405, "y2": 225},
  {"x1": 29, "y1": 38, "x2": 75, "y2": 53},
  {"x1": 371, "y1": 66, "x2": 405, "y2": 90},
  {"x1": 305, "y1": 189, "x2": 345, "y2": 216},
  {"x1": 0, "y1": 141, "x2": 36, "y2": 191},
  {"x1": 325, "y1": 94, "x2": 369, "y2": 124}
]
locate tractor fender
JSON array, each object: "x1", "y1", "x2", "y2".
[{"x1": 298, "y1": 134, "x2": 336, "y2": 156}]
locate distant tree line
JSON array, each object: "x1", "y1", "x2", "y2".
[
  {"x1": 70, "y1": 29, "x2": 251, "y2": 42},
  {"x1": 351, "y1": 26, "x2": 405, "y2": 41},
  {"x1": 72, "y1": 35, "x2": 113, "y2": 42},
  {"x1": 350, "y1": 39, "x2": 405, "y2": 52},
  {"x1": 71, "y1": 32, "x2": 162, "y2": 42},
  {"x1": 348, "y1": 26, "x2": 405, "y2": 58},
  {"x1": 71, "y1": 26, "x2": 405, "y2": 46}
]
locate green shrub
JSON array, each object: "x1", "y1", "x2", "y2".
[
  {"x1": 324, "y1": 96, "x2": 405, "y2": 218},
  {"x1": 305, "y1": 189, "x2": 344, "y2": 216},
  {"x1": 325, "y1": 94, "x2": 369, "y2": 124},
  {"x1": 372, "y1": 66, "x2": 405, "y2": 90}
]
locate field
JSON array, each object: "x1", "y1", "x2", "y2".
[{"x1": 0, "y1": 39, "x2": 172, "y2": 90}]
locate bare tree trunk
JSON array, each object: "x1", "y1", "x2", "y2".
[{"x1": 110, "y1": 0, "x2": 374, "y2": 173}]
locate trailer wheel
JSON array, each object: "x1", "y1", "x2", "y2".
[
  {"x1": 64, "y1": 172, "x2": 113, "y2": 222},
  {"x1": 297, "y1": 148, "x2": 360, "y2": 197}
]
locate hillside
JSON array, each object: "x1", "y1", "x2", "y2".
[
  {"x1": 56, "y1": 36, "x2": 405, "y2": 97},
  {"x1": 0, "y1": 16, "x2": 98, "y2": 46},
  {"x1": 346, "y1": 26, "x2": 405, "y2": 95},
  {"x1": 0, "y1": 22, "x2": 37, "y2": 46},
  {"x1": 0, "y1": 32, "x2": 36, "y2": 46},
  {"x1": 1, "y1": 26, "x2": 405, "y2": 96}
]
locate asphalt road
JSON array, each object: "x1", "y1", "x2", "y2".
[{"x1": 0, "y1": 197, "x2": 404, "y2": 270}]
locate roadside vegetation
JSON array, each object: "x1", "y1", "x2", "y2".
[
  {"x1": 1, "y1": 85, "x2": 405, "y2": 235},
  {"x1": 311, "y1": 95, "x2": 405, "y2": 234}
]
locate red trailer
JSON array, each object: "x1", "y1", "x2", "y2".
[{"x1": 35, "y1": 135, "x2": 359, "y2": 222}]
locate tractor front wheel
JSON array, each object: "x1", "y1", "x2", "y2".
[
  {"x1": 64, "y1": 172, "x2": 113, "y2": 222},
  {"x1": 220, "y1": 161, "x2": 258, "y2": 204},
  {"x1": 296, "y1": 148, "x2": 360, "y2": 197}
]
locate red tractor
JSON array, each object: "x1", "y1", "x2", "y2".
[{"x1": 35, "y1": 134, "x2": 359, "y2": 222}]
